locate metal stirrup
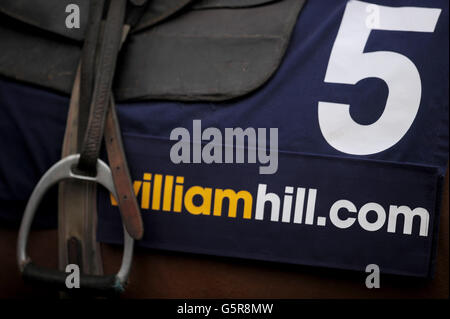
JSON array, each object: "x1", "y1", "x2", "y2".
[{"x1": 17, "y1": 154, "x2": 133, "y2": 293}]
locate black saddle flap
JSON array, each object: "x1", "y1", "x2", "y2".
[
  {"x1": 192, "y1": 0, "x2": 280, "y2": 9},
  {"x1": 0, "y1": 0, "x2": 305, "y2": 102}
]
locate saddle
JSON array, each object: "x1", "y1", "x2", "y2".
[{"x1": 0, "y1": 0, "x2": 305, "y2": 294}]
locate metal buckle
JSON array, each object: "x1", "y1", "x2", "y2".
[{"x1": 17, "y1": 154, "x2": 133, "y2": 292}]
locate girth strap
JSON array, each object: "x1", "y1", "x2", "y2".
[{"x1": 59, "y1": 65, "x2": 103, "y2": 276}]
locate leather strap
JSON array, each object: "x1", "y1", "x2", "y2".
[
  {"x1": 77, "y1": 0, "x2": 127, "y2": 175},
  {"x1": 59, "y1": 66, "x2": 103, "y2": 277},
  {"x1": 105, "y1": 97, "x2": 143, "y2": 239},
  {"x1": 76, "y1": 0, "x2": 144, "y2": 239},
  {"x1": 58, "y1": 0, "x2": 146, "y2": 286},
  {"x1": 78, "y1": 0, "x2": 105, "y2": 151}
]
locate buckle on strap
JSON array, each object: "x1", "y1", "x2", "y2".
[{"x1": 17, "y1": 154, "x2": 133, "y2": 293}]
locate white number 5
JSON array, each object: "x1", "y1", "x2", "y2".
[{"x1": 319, "y1": 0, "x2": 441, "y2": 155}]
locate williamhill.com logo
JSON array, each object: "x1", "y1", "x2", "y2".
[{"x1": 111, "y1": 173, "x2": 430, "y2": 237}]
